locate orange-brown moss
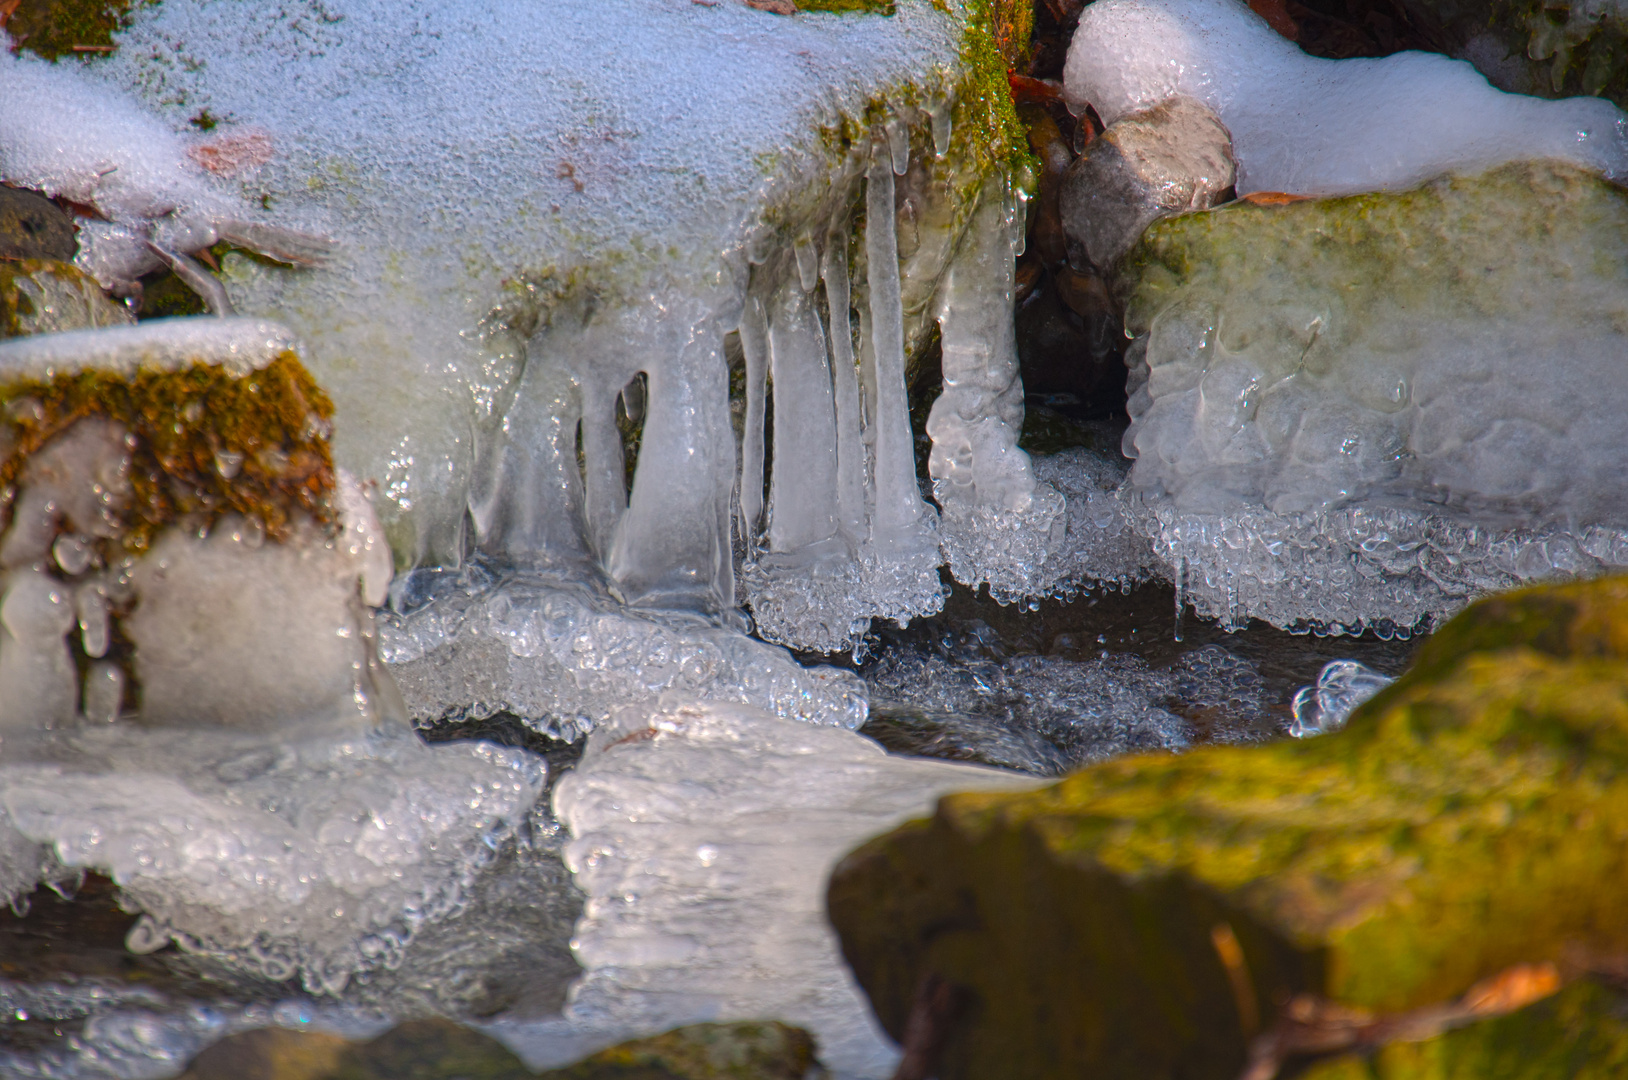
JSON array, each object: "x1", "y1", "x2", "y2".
[{"x1": 0, "y1": 351, "x2": 337, "y2": 555}]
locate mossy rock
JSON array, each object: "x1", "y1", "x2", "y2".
[
  {"x1": 1297, "y1": 979, "x2": 1628, "y2": 1080},
  {"x1": 177, "y1": 1020, "x2": 819, "y2": 1080},
  {"x1": 0, "y1": 186, "x2": 77, "y2": 262},
  {"x1": 2, "y1": 0, "x2": 132, "y2": 59},
  {"x1": 797, "y1": 0, "x2": 896, "y2": 13},
  {"x1": 827, "y1": 574, "x2": 1628, "y2": 1080}
]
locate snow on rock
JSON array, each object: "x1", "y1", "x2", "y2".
[
  {"x1": 493, "y1": 698, "x2": 1038, "y2": 1079},
  {"x1": 1063, "y1": 0, "x2": 1628, "y2": 196}
]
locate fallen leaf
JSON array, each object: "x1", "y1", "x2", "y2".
[
  {"x1": 1240, "y1": 191, "x2": 1313, "y2": 206},
  {"x1": 745, "y1": 0, "x2": 798, "y2": 14},
  {"x1": 1248, "y1": 0, "x2": 1299, "y2": 40},
  {"x1": 1008, "y1": 72, "x2": 1062, "y2": 105},
  {"x1": 188, "y1": 130, "x2": 275, "y2": 176}
]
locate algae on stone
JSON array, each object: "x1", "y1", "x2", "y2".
[
  {"x1": 0, "y1": 259, "x2": 131, "y2": 338},
  {"x1": 827, "y1": 573, "x2": 1628, "y2": 1080}
]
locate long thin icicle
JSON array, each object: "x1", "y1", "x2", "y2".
[
  {"x1": 865, "y1": 139, "x2": 928, "y2": 541},
  {"x1": 823, "y1": 217, "x2": 867, "y2": 543},
  {"x1": 766, "y1": 281, "x2": 840, "y2": 555},
  {"x1": 738, "y1": 293, "x2": 770, "y2": 541}
]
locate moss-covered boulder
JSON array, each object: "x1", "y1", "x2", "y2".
[
  {"x1": 826, "y1": 574, "x2": 1628, "y2": 1080},
  {"x1": 1298, "y1": 979, "x2": 1628, "y2": 1080},
  {"x1": 177, "y1": 1019, "x2": 819, "y2": 1080}
]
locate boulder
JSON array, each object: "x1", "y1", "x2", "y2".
[
  {"x1": 827, "y1": 573, "x2": 1628, "y2": 1080},
  {"x1": 0, "y1": 186, "x2": 76, "y2": 262},
  {"x1": 1057, "y1": 95, "x2": 1235, "y2": 271}
]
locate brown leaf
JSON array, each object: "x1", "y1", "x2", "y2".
[
  {"x1": 744, "y1": 0, "x2": 798, "y2": 14},
  {"x1": 1239, "y1": 191, "x2": 1313, "y2": 207},
  {"x1": 0, "y1": 0, "x2": 19, "y2": 30}
]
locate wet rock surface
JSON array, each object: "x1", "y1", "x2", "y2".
[
  {"x1": 1058, "y1": 95, "x2": 1236, "y2": 271},
  {"x1": 175, "y1": 1018, "x2": 818, "y2": 1080},
  {"x1": 828, "y1": 573, "x2": 1628, "y2": 1080},
  {"x1": 0, "y1": 259, "x2": 131, "y2": 339},
  {"x1": 0, "y1": 186, "x2": 76, "y2": 262}
]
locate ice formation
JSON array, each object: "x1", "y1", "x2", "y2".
[
  {"x1": 0, "y1": 724, "x2": 545, "y2": 995},
  {"x1": 1062, "y1": 0, "x2": 1628, "y2": 196},
  {"x1": 0, "y1": 0, "x2": 1075, "y2": 654},
  {"x1": 380, "y1": 568, "x2": 868, "y2": 735},
  {"x1": 1289, "y1": 659, "x2": 1393, "y2": 737},
  {"x1": 1109, "y1": 161, "x2": 1628, "y2": 631},
  {"x1": 494, "y1": 699, "x2": 1038, "y2": 1079},
  {"x1": 0, "y1": 319, "x2": 396, "y2": 731}
]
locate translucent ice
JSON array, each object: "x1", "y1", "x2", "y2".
[
  {"x1": 0, "y1": 724, "x2": 546, "y2": 995},
  {"x1": 522, "y1": 698, "x2": 1038, "y2": 1079},
  {"x1": 1063, "y1": 0, "x2": 1628, "y2": 196},
  {"x1": 1289, "y1": 659, "x2": 1392, "y2": 737},
  {"x1": 381, "y1": 569, "x2": 868, "y2": 737},
  {"x1": 1113, "y1": 162, "x2": 1628, "y2": 630}
]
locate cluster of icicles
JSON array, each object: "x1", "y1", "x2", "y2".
[{"x1": 485, "y1": 103, "x2": 1068, "y2": 655}]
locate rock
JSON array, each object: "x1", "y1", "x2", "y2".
[
  {"x1": 1296, "y1": 980, "x2": 1628, "y2": 1080},
  {"x1": 827, "y1": 573, "x2": 1628, "y2": 1080},
  {"x1": 177, "y1": 1020, "x2": 819, "y2": 1080},
  {"x1": 0, "y1": 186, "x2": 76, "y2": 262},
  {"x1": 0, "y1": 259, "x2": 131, "y2": 339},
  {"x1": 1110, "y1": 159, "x2": 1628, "y2": 633},
  {"x1": 177, "y1": 1027, "x2": 351, "y2": 1080},
  {"x1": 1057, "y1": 95, "x2": 1235, "y2": 271}
]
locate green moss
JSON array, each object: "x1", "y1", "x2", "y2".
[
  {"x1": 544, "y1": 1021, "x2": 817, "y2": 1080},
  {"x1": 957, "y1": 0, "x2": 1038, "y2": 190},
  {"x1": 798, "y1": 0, "x2": 896, "y2": 12},
  {"x1": 828, "y1": 573, "x2": 1628, "y2": 1080},
  {"x1": 1298, "y1": 980, "x2": 1628, "y2": 1080},
  {"x1": 135, "y1": 269, "x2": 211, "y2": 320},
  {"x1": 0, "y1": 351, "x2": 338, "y2": 555},
  {"x1": 3, "y1": 0, "x2": 133, "y2": 59}
]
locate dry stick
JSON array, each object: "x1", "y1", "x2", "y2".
[{"x1": 1238, "y1": 962, "x2": 1562, "y2": 1080}]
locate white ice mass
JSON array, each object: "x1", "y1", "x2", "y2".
[{"x1": 1063, "y1": 0, "x2": 1628, "y2": 195}]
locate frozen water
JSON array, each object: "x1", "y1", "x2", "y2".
[
  {"x1": 380, "y1": 568, "x2": 868, "y2": 736},
  {"x1": 1290, "y1": 659, "x2": 1393, "y2": 737},
  {"x1": 488, "y1": 698, "x2": 1039, "y2": 1080},
  {"x1": 3, "y1": 0, "x2": 986, "y2": 633},
  {"x1": 1063, "y1": 0, "x2": 1628, "y2": 196},
  {"x1": 0, "y1": 724, "x2": 546, "y2": 997},
  {"x1": 1107, "y1": 162, "x2": 1628, "y2": 631}
]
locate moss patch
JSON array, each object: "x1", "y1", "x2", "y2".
[
  {"x1": 828, "y1": 573, "x2": 1628, "y2": 1080},
  {"x1": 3, "y1": 0, "x2": 133, "y2": 59},
  {"x1": 0, "y1": 351, "x2": 337, "y2": 555},
  {"x1": 798, "y1": 0, "x2": 896, "y2": 12}
]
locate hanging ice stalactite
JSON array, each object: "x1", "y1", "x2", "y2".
[{"x1": 929, "y1": 182, "x2": 1067, "y2": 603}]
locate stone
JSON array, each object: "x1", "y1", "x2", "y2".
[
  {"x1": 1109, "y1": 160, "x2": 1628, "y2": 633},
  {"x1": 826, "y1": 573, "x2": 1628, "y2": 1080},
  {"x1": 176, "y1": 1020, "x2": 820, "y2": 1080},
  {"x1": 1057, "y1": 95, "x2": 1235, "y2": 271},
  {"x1": 0, "y1": 259, "x2": 132, "y2": 339},
  {"x1": 0, "y1": 185, "x2": 76, "y2": 261}
]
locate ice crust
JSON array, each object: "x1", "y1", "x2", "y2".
[
  {"x1": 0, "y1": 725, "x2": 546, "y2": 995},
  {"x1": 380, "y1": 569, "x2": 869, "y2": 735},
  {"x1": 508, "y1": 699, "x2": 1039, "y2": 1079},
  {"x1": 1108, "y1": 162, "x2": 1628, "y2": 631},
  {"x1": 1063, "y1": 0, "x2": 1628, "y2": 196}
]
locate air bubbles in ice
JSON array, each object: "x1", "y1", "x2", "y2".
[{"x1": 1290, "y1": 660, "x2": 1394, "y2": 737}]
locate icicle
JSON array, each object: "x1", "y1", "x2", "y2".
[
  {"x1": 738, "y1": 293, "x2": 770, "y2": 540},
  {"x1": 580, "y1": 366, "x2": 629, "y2": 559},
  {"x1": 823, "y1": 216, "x2": 866, "y2": 541},
  {"x1": 930, "y1": 96, "x2": 952, "y2": 159},
  {"x1": 83, "y1": 660, "x2": 124, "y2": 723},
  {"x1": 794, "y1": 235, "x2": 820, "y2": 293},
  {"x1": 1173, "y1": 555, "x2": 1187, "y2": 642},
  {"x1": 766, "y1": 281, "x2": 840, "y2": 555},
  {"x1": 865, "y1": 138, "x2": 930, "y2": 542},
  {"x1": 76, "y1": 582, "x2": 110, "y2": 659},
  {"x1": 884, "y1": 114, "x2": 910, "y2": 176}
]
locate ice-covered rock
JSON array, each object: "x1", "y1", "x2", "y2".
[
  {"x1": 0, "y1": 0, "x2": 1053, "y2": 655},
  {"x1": 1063, "y1": 0, "x2": 1628, "y2": 196},
  {"x1": 1057, "y1": 95, "x2": 1236, "y2": 270},
  {"x1": 1113, "y1": 161, "x2": 1628, "y2": 630},
  {"x1": 492, "y1": 698, "x2": 1038, "y2": 1079},
  {"x1": 0, "y1": 260, "x2": 134, "y2": 339},
  {"x1": 0, "y1": 318, "x2": 398, "y2": 730}
]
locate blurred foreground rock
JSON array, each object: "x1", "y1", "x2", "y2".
[
  {"x1": 178, "y1": 1019, "x2": 819, "y2": 1080},
  {"x1": 827, "y1": 574, "x2": 1628, "y2": 1079}
]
